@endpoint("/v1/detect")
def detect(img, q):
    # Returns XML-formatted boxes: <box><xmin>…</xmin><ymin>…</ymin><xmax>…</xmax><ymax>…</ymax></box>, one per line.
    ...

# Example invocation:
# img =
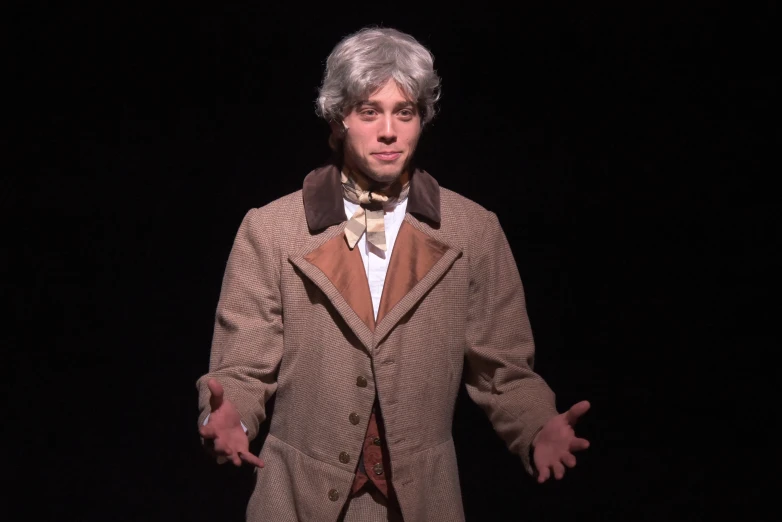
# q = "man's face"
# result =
<box><xmin>337</xmin><ymin>79</ymin><xmax>422</xmax><ymax>187</ymax></box>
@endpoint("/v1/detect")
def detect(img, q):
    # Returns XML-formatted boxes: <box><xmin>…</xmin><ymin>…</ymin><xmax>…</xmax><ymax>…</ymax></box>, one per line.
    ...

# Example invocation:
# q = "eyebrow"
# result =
<box><xmin>358</xmin><ymin>100</ymin><xmax>416</xmax><ymax>111</ymax></box>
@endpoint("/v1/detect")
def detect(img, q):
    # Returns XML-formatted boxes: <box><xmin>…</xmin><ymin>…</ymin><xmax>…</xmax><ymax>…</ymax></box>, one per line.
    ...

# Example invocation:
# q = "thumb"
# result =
<box><xmin>208</xmin><ymin>378</ymin><xmax>224</xmax><ymax>412</ymax></box>
<box><xmin>565</xmin><ymin>400</ymin><xmax>591</xmax><ymax>425</ymax></box>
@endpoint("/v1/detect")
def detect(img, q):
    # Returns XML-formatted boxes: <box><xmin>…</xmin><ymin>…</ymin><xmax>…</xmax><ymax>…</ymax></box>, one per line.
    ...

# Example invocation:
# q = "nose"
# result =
<box><xmin>377</xmin><ymin>115</ymin><xmax>397</xmax><ymax>144</ymax></box>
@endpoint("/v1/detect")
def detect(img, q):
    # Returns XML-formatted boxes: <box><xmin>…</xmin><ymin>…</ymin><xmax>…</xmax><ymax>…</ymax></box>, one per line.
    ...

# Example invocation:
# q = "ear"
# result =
<box><xmin>327</xmin><ymin>120</ymin><xmax>346</xmax><ymax>152</ymax></box>
<box><xmin>329</xmin><ymin>119</ymin><xmax>349</xmax><ymax>135</ymax></box>
<box><xmin>329</xmin><ymin>120</ymin><xmax>341</xmax><ymax>135</ymax></box>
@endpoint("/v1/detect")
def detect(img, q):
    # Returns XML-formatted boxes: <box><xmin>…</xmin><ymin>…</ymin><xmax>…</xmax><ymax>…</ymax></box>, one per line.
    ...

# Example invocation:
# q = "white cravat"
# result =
<box><xmin>343</xmin><ymin>197</ymin><xmax>408</xmax><ymax>320</ymax></box>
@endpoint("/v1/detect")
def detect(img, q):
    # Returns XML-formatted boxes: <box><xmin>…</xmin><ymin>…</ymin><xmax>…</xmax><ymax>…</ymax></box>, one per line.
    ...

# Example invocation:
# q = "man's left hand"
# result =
<box><xmin>532</xmin><ymin>400</ymin><xmax>591</xmax><ymax>483</ymax></box>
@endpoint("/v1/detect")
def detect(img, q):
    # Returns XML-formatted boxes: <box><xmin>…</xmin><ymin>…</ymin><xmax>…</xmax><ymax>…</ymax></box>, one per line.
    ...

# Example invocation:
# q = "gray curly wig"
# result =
<box><xmin>316</xmin><ymin>27</ymin><xmax>441</xmax><ymax>133</ymax></box>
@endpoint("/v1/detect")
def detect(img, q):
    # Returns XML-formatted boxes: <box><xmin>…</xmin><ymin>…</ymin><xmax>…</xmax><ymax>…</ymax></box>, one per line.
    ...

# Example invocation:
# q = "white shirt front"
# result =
<box><xmin>343</xmin><ymin>197</ymin><xmax>409</xmax><ymax>320</ymax></box>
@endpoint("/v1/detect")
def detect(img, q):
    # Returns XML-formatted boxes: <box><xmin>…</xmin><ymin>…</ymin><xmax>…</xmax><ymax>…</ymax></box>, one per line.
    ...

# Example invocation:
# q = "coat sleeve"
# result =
<box><xmin>195</xmin><ymin>208</ymin><xmax>284</xmax><ymax>442</ymax></box>
<box><xmin>464</xmin><ymin>211</ymin><xmax>559</xmax><ymax>475</ymax></box>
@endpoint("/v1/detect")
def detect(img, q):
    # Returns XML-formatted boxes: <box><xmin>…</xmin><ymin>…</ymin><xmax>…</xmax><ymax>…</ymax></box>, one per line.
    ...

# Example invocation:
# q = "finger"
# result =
<box><xmin>565</xmin><ymin>400</ymin><xmax>591</xmax><ymax>425</ymax></box>
<box><xmin>562</xmin><ymin>453</ymin><xmax>577</xmax><ymax>468</ymax></box>
<box><xmin>199</xmin><ymin>424</ymin><xmax>216</xmax><ymax>439</ymax></box>
<box><xmin>239</xmin><ymin>451</ymin><xmax>265</xmax><ymax>469</ymax></box>
<box><xmin>208</xmin><ymin>379</ymin><xmax>224</xmax><ymax>411</ymax></box>
<box><xmin>231</xmin><ymin>453</ymin><xmax>242</xmax><ymax>467</ymax></box>
<box><xmin>553</xmin><ymin>462</ymin><xmax>566</xmax><ymax>480</ymax></box>
<box><xmin>570</xmin><ymin>437</ymin><xmax>590</xmax><ymax>452</ymax></box>
<box><xmin>216</xmin><ymin>455</ymin><xmax>228</xmax><ymax>465</ymax></box>
<box><xmin>213</xmin><ymin>438</ymin><xmax>232</xmax><ymax>456</ymax></box>
<box><xmin>536</xmin><ymin>464</ymin><xmax>551</xmax><ymax>483</ymax></box>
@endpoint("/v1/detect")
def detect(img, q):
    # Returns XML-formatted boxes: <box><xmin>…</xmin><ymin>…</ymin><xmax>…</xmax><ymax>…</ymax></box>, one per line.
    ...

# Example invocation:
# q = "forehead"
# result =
<box><xmin>361</xmin><ymin>79</ymin><xmax>415</xmax><ymax>105</ymax></box>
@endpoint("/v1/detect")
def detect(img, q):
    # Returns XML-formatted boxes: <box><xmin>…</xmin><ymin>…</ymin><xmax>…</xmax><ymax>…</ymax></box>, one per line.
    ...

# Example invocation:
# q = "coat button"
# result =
<box><xmin>339</xmin><ymin>452</ymin><xmax>350</xmax><ymax>464</ymax></box>
<box><xmin>372</xmin><ymin>437</ymin><xmax>381</xmax><ymax>446</ymax></box>
<box><xmin>373</xmin><ymin>463</ymin><xmax>384</xmax><ymax>475</ymax></box>
<box><xmin>328</xmin><ymin>489</ymin><xmax>340</xmax><ymax>501</ymax></box>
<box><xmin>349</xmin><ymin>412</ymin><xmax>360</xmax><ymax>425</ymax></box>
<box><xmin>356</xmin><ymin>376</ymin><xmax>368</xmax><ymax>387</ymax></box>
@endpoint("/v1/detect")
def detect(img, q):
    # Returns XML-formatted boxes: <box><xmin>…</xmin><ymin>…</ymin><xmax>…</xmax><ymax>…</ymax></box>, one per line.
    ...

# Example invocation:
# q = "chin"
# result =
<box><xmin>366</xmin><ymin>171</ymin><xmax>404</xmax><ymax>186</ymax></box>
<box><xmin>369</xmin><ymin>162</ymin><xmax>409</xmax><ymax>181</ymax></box>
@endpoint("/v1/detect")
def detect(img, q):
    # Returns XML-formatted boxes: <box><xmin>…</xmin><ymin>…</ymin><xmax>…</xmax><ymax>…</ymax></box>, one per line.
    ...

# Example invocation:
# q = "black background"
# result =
<box><xmin>6</xmin><ymin>2</ymin><xmax>775</xmax><ymax>521</ymax></box>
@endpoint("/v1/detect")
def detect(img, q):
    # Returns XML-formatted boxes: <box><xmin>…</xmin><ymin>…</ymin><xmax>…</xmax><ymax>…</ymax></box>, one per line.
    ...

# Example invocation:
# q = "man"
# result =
<box><xmin>197</xmin><ymin>26</ymin><xmax>590</xmax><ymax>521</ymax></box>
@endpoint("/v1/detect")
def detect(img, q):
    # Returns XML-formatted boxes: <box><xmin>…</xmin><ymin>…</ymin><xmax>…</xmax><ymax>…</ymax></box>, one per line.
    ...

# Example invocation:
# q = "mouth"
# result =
<box><xmin>372</xmin><ymin>151</ymin><xmax>402</xmax><ymax>161</ymax></box>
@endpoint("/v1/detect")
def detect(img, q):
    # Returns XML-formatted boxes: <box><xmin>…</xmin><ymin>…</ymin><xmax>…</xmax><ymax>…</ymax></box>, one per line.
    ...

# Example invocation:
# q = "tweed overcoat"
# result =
<box><xmin>196</xmin><ymin>164</ymin><xmax>559</xmax><ymax>521</ymax></box>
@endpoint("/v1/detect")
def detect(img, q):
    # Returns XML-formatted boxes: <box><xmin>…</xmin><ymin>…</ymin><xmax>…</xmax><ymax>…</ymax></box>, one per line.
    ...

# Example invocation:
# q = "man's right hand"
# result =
<box><xmin>199</xmin><ymin>378</ymin><xmax>265</xmax><ymax>468</ymax></box>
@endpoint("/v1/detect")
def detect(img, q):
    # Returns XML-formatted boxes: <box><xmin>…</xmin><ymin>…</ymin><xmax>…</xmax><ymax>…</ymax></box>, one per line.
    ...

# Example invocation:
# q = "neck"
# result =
<box><xmin>343</xmin><ymin>166</ymin><xmax>410</xmax><ymax>196</ymax></box>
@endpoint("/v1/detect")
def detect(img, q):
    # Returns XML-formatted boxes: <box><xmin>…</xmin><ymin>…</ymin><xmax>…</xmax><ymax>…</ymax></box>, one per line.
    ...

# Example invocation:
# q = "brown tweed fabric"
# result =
<box><xmin>197</xmin><ymin>165</ymin><xmax>559</xmax><ymax>522</ymax></box>
<box><xmin>305</xmin><ymin>218</ymin><xmax>444</xmax><ymax>506</ymax></box>
<box><xmin>341</xmin><ymin>169</ymin><xmax>410</xmax><ymax>251</ymax></box>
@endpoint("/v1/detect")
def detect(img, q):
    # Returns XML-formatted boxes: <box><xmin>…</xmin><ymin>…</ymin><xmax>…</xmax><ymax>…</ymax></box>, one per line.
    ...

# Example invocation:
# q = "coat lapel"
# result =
<box><xmin>373</xmin><ymin>214</ymin><xmax>462</xmax><ymax>344</ymax></box>
<box><xmin>293</xmin><ymin>163</ymin><xmax>457</xmax><ymax>350</ymax></box>
<box><xmin>289</xmin><ymin>224</ymin><xmax>376</xmax><ymax>351</ymax></box>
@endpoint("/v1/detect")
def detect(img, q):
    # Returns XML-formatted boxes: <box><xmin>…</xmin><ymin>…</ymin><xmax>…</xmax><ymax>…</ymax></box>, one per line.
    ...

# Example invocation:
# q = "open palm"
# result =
<box><xmin>198</xmin><ymin>378</ymin><xmax>264</xmax><ymax>468</ymax></box>
<box><xmin>532</xmin><ymin>400</ymin><xmax>590</xmax><ymax>482</ymax></box>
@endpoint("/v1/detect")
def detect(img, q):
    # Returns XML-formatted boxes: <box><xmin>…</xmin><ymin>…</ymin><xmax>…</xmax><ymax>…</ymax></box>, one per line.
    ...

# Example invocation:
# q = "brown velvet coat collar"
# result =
<box><xmin>302</xmin><ymin>163</ymin><xmax>441</xmax><ymax>232</ymax></box>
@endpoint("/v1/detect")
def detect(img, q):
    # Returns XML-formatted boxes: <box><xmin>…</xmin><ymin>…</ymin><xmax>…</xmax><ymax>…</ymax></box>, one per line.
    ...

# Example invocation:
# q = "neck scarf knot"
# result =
<box><xmin>341</xmin><ymin>169</ymin><xmax>410</xmax><ymax>251</ymax></box>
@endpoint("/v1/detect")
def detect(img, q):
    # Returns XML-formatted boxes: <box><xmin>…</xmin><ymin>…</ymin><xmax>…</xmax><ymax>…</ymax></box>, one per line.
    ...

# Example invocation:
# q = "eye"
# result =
<box><xmin>360</xmin><ymin>108</ymin><xmax>378</xmax><ymax>117</ymax></box>
<box><xmin>398</xmin><ymin>108</ymin><xmax>415</xmax><ymax>120</ymax></box>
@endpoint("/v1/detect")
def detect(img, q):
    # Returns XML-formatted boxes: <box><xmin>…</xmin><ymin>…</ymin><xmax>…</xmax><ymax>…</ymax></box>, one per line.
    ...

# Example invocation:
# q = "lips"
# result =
<box><xmin>372</xmin><ymin>151</ymin><xmax>402</xmax><ymax>161</ymax></box>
